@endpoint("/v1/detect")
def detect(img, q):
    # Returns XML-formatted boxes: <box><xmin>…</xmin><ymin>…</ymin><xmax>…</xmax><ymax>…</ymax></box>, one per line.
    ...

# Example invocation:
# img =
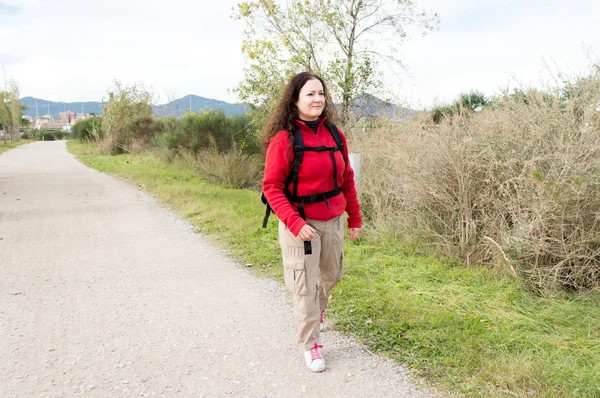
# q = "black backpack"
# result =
<box><xmin>261</xmin><ymin>121</ymin><xmax>345</xmax><ymax>254</ymax></box>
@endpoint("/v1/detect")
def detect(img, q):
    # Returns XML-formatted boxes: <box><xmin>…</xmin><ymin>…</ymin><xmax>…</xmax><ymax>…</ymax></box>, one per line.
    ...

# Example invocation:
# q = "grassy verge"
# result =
<box><xmin>68</xmin><ymin>140</ymin><xmax>600</xmax><ymax>397</ymax></box>
<box><xmin>0</xmin><ymin>139</ymin><xmax>34</xmax><ymax>155</ymax></box>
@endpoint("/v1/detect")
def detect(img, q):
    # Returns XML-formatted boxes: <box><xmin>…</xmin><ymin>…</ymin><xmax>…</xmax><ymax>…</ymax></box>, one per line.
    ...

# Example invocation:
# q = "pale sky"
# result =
<box><xmin>1</xmin><ymin>0</ymin><xmax>598</xmax><ymax>109</ymax></box>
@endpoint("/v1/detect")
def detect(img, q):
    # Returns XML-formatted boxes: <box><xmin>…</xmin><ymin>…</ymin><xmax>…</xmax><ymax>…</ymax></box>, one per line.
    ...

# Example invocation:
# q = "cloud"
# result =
<box><xmin>5</xmin><ymin>0</ymin><xmax>245</xmax><ymax>102</ymax></box>
<box><xmin>4</xmin><ymin>0</ymin><xmax>599</xmax><ymax>109</ymax></box>
<box><xmin>392</xmin><ymin>0</ymin><xmax>600</xmax><ymax>108</ymax></box>
<box><xmin>0</xmin><ymin>2</ymin><xmax>21</xmax><ymax>15</ymax></box>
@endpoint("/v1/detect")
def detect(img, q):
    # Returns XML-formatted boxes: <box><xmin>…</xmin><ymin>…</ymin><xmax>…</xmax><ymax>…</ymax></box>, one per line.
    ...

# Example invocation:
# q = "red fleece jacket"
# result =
<box><xmin>262</xmin><ymin>119</ymin><xmax>362</xmax><ymax>237</ymax></box>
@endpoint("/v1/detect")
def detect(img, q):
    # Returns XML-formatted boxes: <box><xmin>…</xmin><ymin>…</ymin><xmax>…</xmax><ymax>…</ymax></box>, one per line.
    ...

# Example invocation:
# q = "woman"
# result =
<box><xmin>262</xmin><ymin>72</ymin><xmax>362</xmax><ymax>372</ymax></box>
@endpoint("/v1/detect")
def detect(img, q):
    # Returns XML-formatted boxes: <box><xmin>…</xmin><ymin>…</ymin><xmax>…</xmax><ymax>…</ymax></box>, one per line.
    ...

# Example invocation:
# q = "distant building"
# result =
<box><xmin>22</xmin><ymin>115</ymin><xmax>34</xmax><ymax>126</ymax></box>
<box><xmin>34</xmin><ymin>115</ymin><xmax>53</xmax><ymax>129</ymax></box>
<box><xmin>44</xmin><ymin>120</ymin><xmax>68</xmax><ymax>130</ymax></box>
<box><xmin>59</xmin><ymin>111</ymin><xmax>77</xmax><ymax>123</ymax></box>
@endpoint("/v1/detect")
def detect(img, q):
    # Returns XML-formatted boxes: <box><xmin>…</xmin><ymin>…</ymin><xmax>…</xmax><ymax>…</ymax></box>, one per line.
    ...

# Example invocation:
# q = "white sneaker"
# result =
<box><xmin>304</xmin><ymin>343</ymin><xmax>325</xmax><ymax>372</ymax></box>
<box><xmin>319</xmin><ymin>310</ymin><xmax>326</xmax><ymax>332</ymax></box>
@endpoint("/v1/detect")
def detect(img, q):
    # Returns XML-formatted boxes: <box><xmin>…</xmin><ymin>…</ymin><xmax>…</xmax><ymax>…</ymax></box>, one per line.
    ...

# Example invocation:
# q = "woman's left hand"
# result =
<box><xmin>348</xmin><ymin>228</ymin><xmax>361</xmax><ymax>241</ymax></box>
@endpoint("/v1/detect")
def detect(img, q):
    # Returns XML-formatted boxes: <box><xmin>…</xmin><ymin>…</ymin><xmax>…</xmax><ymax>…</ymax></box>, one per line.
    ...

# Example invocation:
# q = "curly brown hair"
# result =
<box><xmin>261</xmin><ymin>72</ymin><xmax>337</xmax><ymax>149</ymax></box>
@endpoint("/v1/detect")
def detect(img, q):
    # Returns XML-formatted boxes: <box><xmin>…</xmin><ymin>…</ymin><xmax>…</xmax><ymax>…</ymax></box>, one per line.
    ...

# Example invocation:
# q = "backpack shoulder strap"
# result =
<box><xmin>324</xmin><ymin>121</ymin><xmax>347</xmax><ymax>167</ymax></box>
<box><xmin>285</xmin><ymin>126</ymin><xmax>304</xmax><ymax>199</ymax></box>
<box><xmin>262</xmin><ymin>128</ymin><xmax>302</xmax><ymax>229</ymax></box>
<box><xmin>261</xmin><ymin>192</ymin><xmax>272</xmax><ymax>228</ymax></box>
<box><xmin>324</xmin><ymin>121</ymin><xmax>344</xmax><ymax>151</ymax></box>
<box><xmin>291</xmin><ymin>126</ymin><xmax>305</xmax><ymax>160</ymax></box>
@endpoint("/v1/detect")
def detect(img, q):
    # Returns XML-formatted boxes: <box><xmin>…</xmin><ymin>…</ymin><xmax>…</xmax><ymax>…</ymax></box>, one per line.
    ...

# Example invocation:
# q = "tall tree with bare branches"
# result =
<box><xmin>233</xmin><ymin>0</ymin><xmax>438</xmax><ymax>121</ymax></box>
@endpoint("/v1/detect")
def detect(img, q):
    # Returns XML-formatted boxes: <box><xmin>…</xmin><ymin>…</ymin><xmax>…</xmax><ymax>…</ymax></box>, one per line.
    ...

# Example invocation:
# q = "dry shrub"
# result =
<box><xmin>102</xmin><ymin>81</ymin><xmax>153</xmax><ymax>154</ymax></box>
<box><xmin>91</xmin><ymin>137</ymin><xmax>117</xmax><ymax>156</ymax></box>
<box><xmin>130</xmin><ymin>115</ymin><xmax>161</xmax><ymax>146</ymax></box>
<box><xmin>181</xmin><ymin>148</ymin><xmax>264</xmax><ymax>190</ymax></box>
<box><xmin>349</xmin><ymin>66</ymin><xmax>600</xmax><ymax>293</ymax></box>
<box><xmin>347</xmin><ymin>114</ymin><xmax>428</xmax><ymax>234</ymax></box>
<box><xmin>150</xmin><ymin>147</ymin><xmax>177</xmax><ymax>164</ymax></box>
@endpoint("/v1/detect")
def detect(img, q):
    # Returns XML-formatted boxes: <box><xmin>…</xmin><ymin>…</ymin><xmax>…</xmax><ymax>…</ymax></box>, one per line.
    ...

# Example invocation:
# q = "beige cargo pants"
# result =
<box><xmin>278</xmin><ymin>216</ymin><xmax>344</xmax><ymax>351</ymax></box>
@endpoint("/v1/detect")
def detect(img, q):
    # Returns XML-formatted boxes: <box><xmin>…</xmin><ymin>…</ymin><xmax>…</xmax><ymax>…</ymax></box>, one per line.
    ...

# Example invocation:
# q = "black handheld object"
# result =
<box><xmin>304</xmin><ymin>240</ymin><xmax>312</xmax><ymax>255</ymax></box>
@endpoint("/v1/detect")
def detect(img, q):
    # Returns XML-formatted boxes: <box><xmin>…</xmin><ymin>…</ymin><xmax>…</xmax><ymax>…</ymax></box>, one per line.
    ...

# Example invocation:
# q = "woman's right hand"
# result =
<box><xmin>297</xmin><ymin>224</ymin><xmax>317</xmax><ymax>241</ymax></box>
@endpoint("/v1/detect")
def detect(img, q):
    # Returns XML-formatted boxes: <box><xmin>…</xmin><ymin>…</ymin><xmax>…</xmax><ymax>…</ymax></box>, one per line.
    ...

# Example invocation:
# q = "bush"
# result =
<box><xmin>21</xmin><ymin>129</ymin><xmax>38</xmax><ymax>140</ymax></box>
<box><xmin>130</xmin><ymin>115</ymin><xmax>161</xmax><ymax>146</ymax></box>
<box><xmin>431</xmin><ymin>90</ymin><xmax>489</xmax><ymax>123</ymax></box>
<box><xmin>72</xmin><ymin>117</ymin><xmax>103</xmax><ymax>140</ymax></box>
<box><xmin>40</xmin><ymin>130</ymin><xmax>56</xmax><ymax>141</ymax></box>
<box><xmin>181</xmin><ymin>148</ymin><xmax>263</xmax><ymax>189</ymax></box>
<box><xmin>181</xmin><ymin>111</ymin><xmax>242</xmax><ymax>153</ymax></box>
<box><xmin>351</xmin><ymin>65</ymin><xmax>600</xmax><ymax>293</ymax></box>
<box><xmin>154</xmin><ymin>111</ymin><xmax>257</xmax><ymax>155</ymax></box>
<box><xmin>102</xmin><ymin>81</ymin><xmax>153</xmax><ymax>154</ymax></box>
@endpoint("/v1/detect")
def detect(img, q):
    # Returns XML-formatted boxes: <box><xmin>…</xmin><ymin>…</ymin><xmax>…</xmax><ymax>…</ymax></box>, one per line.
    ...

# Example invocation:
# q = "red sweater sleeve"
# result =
<box><xmin>339</xmin><ymin>130</ymin><xmax>362</xmax><ymax>229</ymax></box>
<box><xmin>262</xmin><ymin>131</ymin><xmax>307</xmax><ymax>236</ymax></box>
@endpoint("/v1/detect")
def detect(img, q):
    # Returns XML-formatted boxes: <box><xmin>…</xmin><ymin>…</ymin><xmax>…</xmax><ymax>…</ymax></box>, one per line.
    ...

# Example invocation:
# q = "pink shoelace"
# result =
<box><xmin>320</xmin><ymin>311</ymin><xmax>325</xmax><ymax>323</ymax></box>
<box><xmin>309</xmin><ymin>343</ymin><xmax>323</xmax><ymax>361</ymax></box>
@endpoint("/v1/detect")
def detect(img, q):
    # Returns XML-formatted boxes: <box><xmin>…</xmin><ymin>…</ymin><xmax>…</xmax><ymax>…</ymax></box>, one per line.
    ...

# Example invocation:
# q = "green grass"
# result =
<box><xmin>0</xmin><ymin>139</ymin><xmax>34</xmax><ymax>155</ymax></box>
<box><xmin>68</xmin><ymin>140</ymin><xmax>600</xmax><ymax>397</ymax></box>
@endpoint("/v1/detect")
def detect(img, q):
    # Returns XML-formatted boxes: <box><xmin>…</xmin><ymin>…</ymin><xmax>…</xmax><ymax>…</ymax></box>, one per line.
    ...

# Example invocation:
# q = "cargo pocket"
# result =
<box><xmin>283</xmin><ymin>251</ymin><xmax>308</xmax><ymax>296</ymax></box>
<box><xmin>333</xmin><ymin>217</ymin><xmax>344</xmax><ymax>282</ymax></box>
<box><xmin>332</xmin><ymin>216</ymin><xmax>343</xmax><ymax>246</ymax></box>
<box><xmin>337</xmin><ymin>251</ymin><xmax>345</xmax><ymax>282</ymax></box>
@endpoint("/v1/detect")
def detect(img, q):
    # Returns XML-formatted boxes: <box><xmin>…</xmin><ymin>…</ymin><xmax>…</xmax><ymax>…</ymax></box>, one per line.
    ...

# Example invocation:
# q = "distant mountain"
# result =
<box><xmin>154</xmin><ymin>95</ymin><xmax>247</xmax><ymax>117</ymax></box>
<box><xmin>350</xmin><ymin>93</ymin><xmax>418</xmax><ymax>119</ymax></box>
<box><xmin>20</xmin><ymin>95</ymin><xmax>248</xmax><ymax>120</ymax></box>
<box><xmin>20</xmin><ymin>94</ymin><xmax>413</xmax><ymax>120</ymax></box>
<box><xmin>20</xmin><ymin>97</ymin><xmax>103</xmax><ymax>120</ymax></box>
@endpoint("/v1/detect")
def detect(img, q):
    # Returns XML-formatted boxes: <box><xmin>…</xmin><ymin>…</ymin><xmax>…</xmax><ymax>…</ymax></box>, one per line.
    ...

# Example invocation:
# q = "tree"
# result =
<box><xmin>19</xmin><ymin>106</ymin><xmax>29</xmax><ymax>128</ymax></box>
<box><xmin>0</xmin><ymin>92</ymin><xmax>9</xmax><ymax>139</ymax></box>
<box><xmin>233</xmin><ymin>0</ymin><xmax>438</xmax><ymax>122</ymax></box>
<box><xmin>430</xmin><ymin>90</ymin><xmax>490</xmax><ymax>124</ymax></box>
<box><xmin>0</xmin><ymin>79</ymin><xmax>23</xmax><ymax>144</ymax></box>
<box><xmin>102</xmin><ymin>81</ymin><xmax>153</xmax><ymax>154</ymax></box>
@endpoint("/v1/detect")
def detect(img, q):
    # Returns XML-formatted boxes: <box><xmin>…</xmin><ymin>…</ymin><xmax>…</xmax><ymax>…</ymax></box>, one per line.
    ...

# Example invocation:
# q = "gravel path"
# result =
<box><xmin>0</xmin><ymin>141</ymin><xmax>447</xmax><ymax>397</ymax></box>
